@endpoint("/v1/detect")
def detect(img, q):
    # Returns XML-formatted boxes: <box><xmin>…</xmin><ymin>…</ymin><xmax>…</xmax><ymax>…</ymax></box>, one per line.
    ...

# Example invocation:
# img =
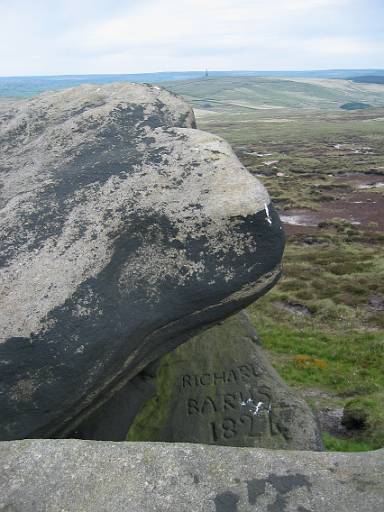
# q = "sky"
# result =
<box><xmin>0</xmin><ymin>0</ymin><xmax>383</xmax><ymax>76</ymax></box>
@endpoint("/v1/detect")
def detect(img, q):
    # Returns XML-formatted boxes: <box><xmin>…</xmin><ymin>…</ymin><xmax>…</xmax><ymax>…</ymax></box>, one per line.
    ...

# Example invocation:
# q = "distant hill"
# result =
<box><xmin>163</xmin><ymin>76</ymin><xmax>384</xmax><ymax>111</ymax></box>
<box><xmin>1</xmin><ymin>69</ymin><xmax>384</xmax><ymax>98</ymax></box>
<box><xmin>349</xmin><ymin>75</ymin><xmax>384</xmax><ymax>85</ymax></box>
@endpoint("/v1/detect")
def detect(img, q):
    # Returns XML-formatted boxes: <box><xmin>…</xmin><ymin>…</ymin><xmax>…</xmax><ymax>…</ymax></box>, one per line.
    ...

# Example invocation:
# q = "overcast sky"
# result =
<box><xmin>0</xmin><ymin>0</ymin><xmax>383</xmax><ymax>76</ymax></box>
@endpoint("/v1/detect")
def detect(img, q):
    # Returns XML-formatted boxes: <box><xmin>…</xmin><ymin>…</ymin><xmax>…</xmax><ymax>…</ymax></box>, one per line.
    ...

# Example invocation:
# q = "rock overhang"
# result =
<box><xmin>0</xmin><ymin>82</ymin><xmax>285</xmax><ymax>440</ymax></box>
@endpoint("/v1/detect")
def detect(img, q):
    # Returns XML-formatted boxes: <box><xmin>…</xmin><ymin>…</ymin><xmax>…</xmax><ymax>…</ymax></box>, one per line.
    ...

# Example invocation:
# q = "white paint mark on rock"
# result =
<box><xmin>264</xmin><ymin>203</ymin><xmax>272</xmax><ymax>226</ymax></box>
<box><xmin>240</xmin><ymin>398</ymin><xmax>271</xmax><ymax>416</ymax></box>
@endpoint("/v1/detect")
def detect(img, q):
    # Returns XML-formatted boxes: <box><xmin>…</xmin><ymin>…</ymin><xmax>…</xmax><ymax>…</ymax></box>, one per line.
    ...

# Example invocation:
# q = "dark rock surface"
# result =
<box><xmin>0</xmin><ymin>83</ymin><xmax>284</xmax><ymax>440</ymax></box>
<box><xmin>126</xmin><ymin>311</ymin><xmax>323</xmax><ymax>450</ymax></box>
<box><xmin>0</xmin><ymin>440</ymin><xmax>383</xmax><ymax>512</ymax></box>
<box><xmin>70</xmin><ymin>361</ymin><xmax>160</xmax><ymax>441</ymax></box>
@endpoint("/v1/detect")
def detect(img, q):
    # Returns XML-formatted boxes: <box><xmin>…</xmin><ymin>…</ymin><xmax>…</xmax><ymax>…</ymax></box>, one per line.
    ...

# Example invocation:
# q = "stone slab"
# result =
<box><xmin>0</xmin><ymin>440</ymin><xmax>383</xmax><ymax>512</ymax></box>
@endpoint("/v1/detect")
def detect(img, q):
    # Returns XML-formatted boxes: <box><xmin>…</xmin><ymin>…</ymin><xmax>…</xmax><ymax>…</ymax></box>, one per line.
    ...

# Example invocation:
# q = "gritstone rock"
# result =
<box><xmin>0</xmin><ymin>83</ymin><xmax>285</xmax><ymax>440</ymax></box>
<box><xmin>0</xmin><ymin>440</ymin><xmax>383</xmax><ymax>512</ymax></box>
<box><xmin>123</xmin><ymin>311</ymin><xmax>323</xmax><ymax>450</ymax></box>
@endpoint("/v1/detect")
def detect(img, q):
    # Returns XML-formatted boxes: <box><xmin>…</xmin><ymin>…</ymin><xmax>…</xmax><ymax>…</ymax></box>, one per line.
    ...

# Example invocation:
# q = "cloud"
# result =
<box><xmin>301</xmin><ymin>37</ymin><xmax>383</xmax><ymax>56</ymax></box>
<box><xmin>0</xmin><ymin>0</ymin><xmax>382</xmax><ymax>75</ymax></box>
<box><xmin>64</xmin><ymin>0</ymin><xmax>351</xmax><ymax>51</ymax></box>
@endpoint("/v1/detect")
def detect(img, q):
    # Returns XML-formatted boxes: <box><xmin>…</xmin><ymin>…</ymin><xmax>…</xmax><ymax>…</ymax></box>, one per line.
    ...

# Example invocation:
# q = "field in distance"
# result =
<box><xmin>163</xmin><ymin>76</ymin><xmax>384</xmax><ymax>111</ymax></box>
<box><xmin>165</xmin><ymin>76</ymin><xmax>384</xmax><ymax>452</ymax></box>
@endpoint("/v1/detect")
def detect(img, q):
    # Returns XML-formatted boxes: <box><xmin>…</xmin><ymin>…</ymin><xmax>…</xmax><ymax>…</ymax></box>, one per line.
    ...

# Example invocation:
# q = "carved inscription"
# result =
<box><xmin>186</xmin><ymin>392</ymin><xmax>252</xmax><ymax>415</ymax></box>
<box><xmin>181</xmin><ymin>362</ymin><xmax>262</xmax><ymax>389</ymax></box>
<box><xmin>209</xmin><ymin>414</ymin><xmax>270</xmax><ymax>442</ymax></box>
<box><xmin>186</xmin><ymin>390</ymin><xmax>272</xmax><ymax>442</ymax></box>
<box><xmin>180</xmin><ymin>362</ymin><xmax>275</xmax><ymax>443</ymax></box>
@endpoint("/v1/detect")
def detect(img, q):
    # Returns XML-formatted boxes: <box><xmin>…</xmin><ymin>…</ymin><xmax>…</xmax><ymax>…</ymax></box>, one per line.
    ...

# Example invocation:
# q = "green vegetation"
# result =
<box><xmin>245</xmin><ymin>224</ymin><xmax>384</xmax><ymax>452</ymax></box>
<box><xmin>322</xmin><ymin>432</ymin><xmax>380</xmax><ymax>452</ymax></box>
<box><xmin>251</xmin><ymin>308</ymin><xmax>383</xmax><ymax>393</ymax></box>
<box><xmin>127</xmin><ymin>352</ymin><xmax>175</xmax><ymax>442</ymax></box>
<box><xmin>342</xmin><ymin>394</ymin><xmax>384</xmax><ymax>447</ymax></box>
<box><xmin>164</xmin><ymin>76</ymin><xmax>384</xmax><ymax>451</ymax></box>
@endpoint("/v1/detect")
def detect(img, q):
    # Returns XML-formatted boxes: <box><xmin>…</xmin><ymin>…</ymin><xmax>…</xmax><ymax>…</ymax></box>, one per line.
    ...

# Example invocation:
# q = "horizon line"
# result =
<box><xmin>1</xmin><ymin>68</ymin><xmax>384</xmax><ymax>79</ymax></box>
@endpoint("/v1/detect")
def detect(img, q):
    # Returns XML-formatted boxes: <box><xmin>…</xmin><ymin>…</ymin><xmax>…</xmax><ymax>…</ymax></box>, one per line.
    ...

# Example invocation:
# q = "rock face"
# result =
<box><xmin>0</xmin><ymin>83</ymin><xmax>285</xmax><ymax>440</ymax></box>
<box><xmin>1</xmin><ymin>440</ymin><xmax>383</xmax><ymax>512</ymax></box>
<box><xmin>125</xmin><ymin>311</ymin><xmax>322</xmax><ymax>450</ymax></box>
<box><xmin>70</xmin><ymin>361</ymin><xmax>160</xmax><ymax>441</ymax></box>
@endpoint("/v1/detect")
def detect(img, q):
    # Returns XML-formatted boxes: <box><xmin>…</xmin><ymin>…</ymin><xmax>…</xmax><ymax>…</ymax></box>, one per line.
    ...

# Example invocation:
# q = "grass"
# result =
<box><xmin>245</xmin><ymin>232</ymin><xmax>384</xmax><ymax>450</ymax></box>
<box><xmin>270</xmin><ymin>239</ymin><xmax>383</xmax><ymax>323</ymax></box>
<box><xmin>249</xmin><ymin>309</ymin><xmax>384</xmax><ymax>393</ymax></box>
<box><xmin>247</xmin><ymin>236</ymin><xmax>383</xmax><ymax>450</ymax></box>
<box><xmin>322</xmin><ymin>432</ymin><xmax>380</xmax><ymax>452</ymax></box>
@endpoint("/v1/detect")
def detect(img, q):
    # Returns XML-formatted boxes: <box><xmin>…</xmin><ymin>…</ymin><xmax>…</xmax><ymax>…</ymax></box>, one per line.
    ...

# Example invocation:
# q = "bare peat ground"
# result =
<box><xmin>282</xmin><ymin>188</ymin><xmax>384</xmax><ymax>236</ymax></box>
<box><xmin>281</xmin><ymin>172</ymin><xmax>384</xmax><ymax>235</ymax></box>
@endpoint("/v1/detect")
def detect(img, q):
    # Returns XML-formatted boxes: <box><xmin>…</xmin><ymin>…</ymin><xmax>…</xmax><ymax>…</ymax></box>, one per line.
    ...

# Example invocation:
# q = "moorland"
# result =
<box><xmin>165</xmin><ymin>76</ymin><xmax>384</xmax><ymax>451</ymax></box>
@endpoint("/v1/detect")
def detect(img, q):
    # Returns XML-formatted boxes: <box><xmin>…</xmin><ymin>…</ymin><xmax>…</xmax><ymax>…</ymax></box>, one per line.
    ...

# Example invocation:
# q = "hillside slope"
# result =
<box><xmin>163</xmin><ymin>76</ymin><xmax>384</xmax><ymax>111</ymax></box>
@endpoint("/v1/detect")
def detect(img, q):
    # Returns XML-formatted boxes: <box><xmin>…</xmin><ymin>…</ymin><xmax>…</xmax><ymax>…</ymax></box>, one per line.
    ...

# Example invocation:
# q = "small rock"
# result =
<box><xmin>276</xmin><ymin>302</ymin><xmax>312</xmax><ymax>317</ymax></box>
<box><xmin>368</xmin><ymin>295</ymin><xmax>384</xmax><ymax>312</ymax></box>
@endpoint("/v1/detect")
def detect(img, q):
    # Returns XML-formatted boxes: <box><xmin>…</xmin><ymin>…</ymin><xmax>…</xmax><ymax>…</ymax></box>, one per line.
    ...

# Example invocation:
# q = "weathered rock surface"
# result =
<box><xmin>70</xmin><ymin>360</ymin><xmax>160</xmax><ymax>441</ymax></box>
<box><xmin>0</xmin><ymin>83</ymin><xmax>284</xmax><ymax>440</ymax></box>
<box><xmin>125</xmin><ymin>311</ymin><xmax>322</xmax><ymax>450</ymax></box>
<box><xmin>0</xmin><ymin>440</ymin><xmax>383</xmax><ymax>511</ymax></box>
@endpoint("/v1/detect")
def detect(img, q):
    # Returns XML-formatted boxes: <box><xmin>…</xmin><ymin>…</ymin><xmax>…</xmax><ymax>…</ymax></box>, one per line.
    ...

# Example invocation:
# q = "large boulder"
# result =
<box><xmin>0</xmin><ymin>83</ymin><xmax>284</xmax><ymax>440</ymax></box>
<box><xmin>125</xmin><ymin>311</ymin><xmax>322</xmax><ymax>450</ymax></box>
<box><xmin>0</xmin><ymin>440</ymin><xmax>383</xmax><ymax>511</ymax></box>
